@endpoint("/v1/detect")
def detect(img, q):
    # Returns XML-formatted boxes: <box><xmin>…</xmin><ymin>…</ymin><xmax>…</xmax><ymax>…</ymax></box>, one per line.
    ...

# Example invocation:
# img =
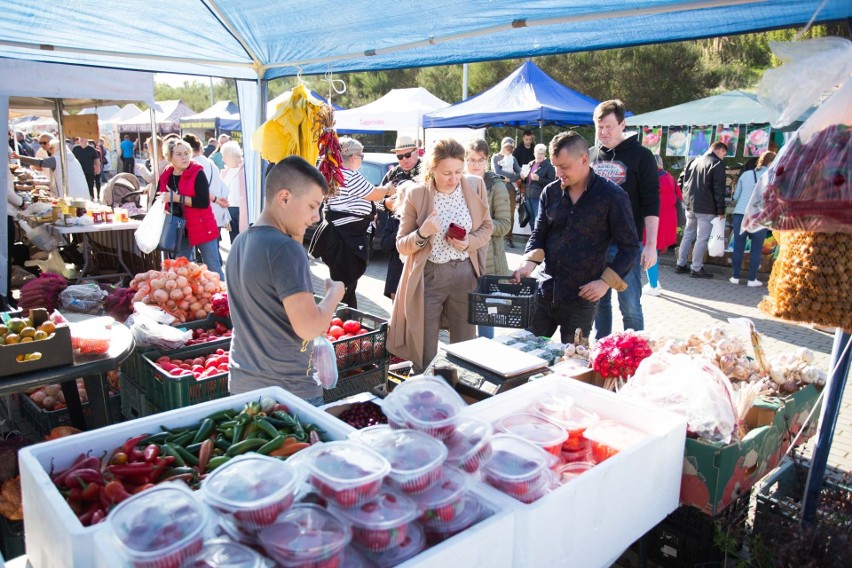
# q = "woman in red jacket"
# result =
<box><xmin>158</xmin><ymin>139</ymin><xmax>223</xmax><ymax>279</ymax></box>
<box><xmin>643</xmin><ymin>154</ymin><xmax>681</xmax><ymax>296</ymax></box>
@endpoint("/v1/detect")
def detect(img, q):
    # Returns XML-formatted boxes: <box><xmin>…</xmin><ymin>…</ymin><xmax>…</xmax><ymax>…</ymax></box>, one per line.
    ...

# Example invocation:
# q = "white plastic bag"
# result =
<box><xmin>19</xmin><ymin>220</ymin><xmax>61</xmax><ymax>252</ymax></box>
<box><xmin>59</xmin><ymin>284</ymin><xmax>108</xmax><ymax>313</ymax></box>
<box><xmin>312</xmin><ymin>335</ymin><xmax>339</xmax><ymax>390</ymax></box>
<box><xmin>134</xmin><ymin>194</ymin><xmax>166</xmax><ymax>254</ymax></box>
<box><xmin>619</xmin><ymin>353</ymin><xmax>738</xmax><ymax>443</ymax></box>
<box><xmin>707</xmin><ymin>217</ymin><xmax>725</xmax><ymax>257</ymax></box>
<box><xmin>130</xmin><ymin>315</ymin><xmax>191</xmax><ymax>350</ymax></box>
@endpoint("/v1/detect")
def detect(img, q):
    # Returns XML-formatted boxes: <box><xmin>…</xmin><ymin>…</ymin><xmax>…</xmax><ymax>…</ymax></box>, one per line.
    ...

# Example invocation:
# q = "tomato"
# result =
<box><xmin>330</xmin><ymin>317</ymin><xmax>344</xmax><ymax>328</ymax></box>
<box><xmin>329</xmin><ymin>325</ymin><xmax>345</xmax><ymax>339</ymax></box>
<box><xmin>355</xmin><ymin>328</ymin><xmax>368</xmax><ymax>336</ymax></box>
<box><xmin>343</xmin><ymin>320</ymin><xmax>361</xmax><ymax>334</ymax></box>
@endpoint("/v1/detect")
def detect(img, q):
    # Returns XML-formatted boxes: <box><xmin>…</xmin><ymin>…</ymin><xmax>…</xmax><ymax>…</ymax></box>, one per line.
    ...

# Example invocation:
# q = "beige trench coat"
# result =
<box><xmin>387</xmin><ymin>176</ymin><xmax>493</xmax><ymax>368</ymax></box>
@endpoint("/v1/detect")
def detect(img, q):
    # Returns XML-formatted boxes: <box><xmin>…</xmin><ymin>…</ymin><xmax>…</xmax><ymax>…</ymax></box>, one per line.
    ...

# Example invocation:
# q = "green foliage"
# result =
<box><xmin>153</xmin><ymin>79</ymin><xmax>238</xmax><ymax>113</ymax></box>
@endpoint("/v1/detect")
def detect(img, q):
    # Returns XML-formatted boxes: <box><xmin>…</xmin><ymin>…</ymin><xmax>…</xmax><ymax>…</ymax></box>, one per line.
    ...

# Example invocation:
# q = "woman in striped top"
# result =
<box><xmin>311</xmin><ymin>137</ymin><xmax>396</xmax><ymax>308</ymax></box>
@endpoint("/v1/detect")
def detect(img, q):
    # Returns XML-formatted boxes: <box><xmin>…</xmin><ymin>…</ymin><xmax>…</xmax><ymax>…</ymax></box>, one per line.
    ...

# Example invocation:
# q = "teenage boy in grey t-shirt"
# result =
<box><xmin>226</xmin><ymin>157</ymin><xmax>345</xmax><ymax>405</ymax></box>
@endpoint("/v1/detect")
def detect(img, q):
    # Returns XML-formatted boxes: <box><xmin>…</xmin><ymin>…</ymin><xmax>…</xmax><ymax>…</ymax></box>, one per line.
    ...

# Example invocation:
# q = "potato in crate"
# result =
<box><xmin>468</xmin><ymin>276</ymin><xmax>538</xmax><ymax>329</ymax></box>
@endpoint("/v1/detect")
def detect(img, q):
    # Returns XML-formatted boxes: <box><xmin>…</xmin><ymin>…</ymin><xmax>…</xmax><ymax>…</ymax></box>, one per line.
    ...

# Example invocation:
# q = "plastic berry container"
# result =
<box><xmin>584</xmin><ymin>420</ymin><xmax>646</xmax><ymax>464</ymax></box>
<box><xmin>380</xmin><ymin>398</ymin><xmax>407</xmax><ymax>430</ymax></box>
<box><xmin>556</xmin><ymin>461</ymin><xmax>595</xmax><ymax>484</ymax></box>
<box><xmin>410</xmin><ymin>466</ymin><xmax>469</xmax><ymax>529</ymax></box>
<box><xmin>369</xmin><ymin>429</ymin><xmax>448</xmax><ymax>494</ymax></box>
<box><xmin>108</xmin><ymin>483</ymin><xmax>211</xmax><ymax>568</ymax></box>
<box><xmin>332</xmin><ymin>489</ymin><xmax>418</xmax><ymax>553</ymax></box>
<box><xmin>496</xmin><ymin>412</ymin><xmax>568</xmax><ymax>458</ymax></box>
<box><xmin>364</xmin><ymin>523</ymin><xmax>426</xmax><ymax>568</ymax></box>
<box><xmin>443</xmin><ymin>415</ymin><xmax>493</xmax><ymax>474</ymax></box>
<box><xmin>389</xmin><ymin>376</ymin><xmax>466</xmax><ymax>439</ymax></box>
<box><xmin>201</xmin><ymin>454</ymin><xmax>299</xmax><ymax>532</ymax></box>
<box><xmin>533</xmin><ymin>397</ymin><xmax>599</xmax><ymax>453</ymax></box>
<box><xmin>258</xmin><ymin>504</ymin><xmax>351</xmax><ymax>568</ymax></box>
<box><xmin>338</xmin><ymin>546</ymin><xmax>369</xmax><ymax>568</ymax></box>
<box><xmin>304</xmin><ymin>441</ymin><xmax>390</xmax><ymax>508</ymax></box>
<box><xmin>422</xmin><ymin>493</ymin><xmax>483</xmax><ymax>544</ymax></box>
<box><xmin>561</xmin><ymin>446</ymin><xmax>592</xmax><ymax>464</ymax></box>
<box><xmin>186</xmin><ymin>538</ymin><xmax>270</xmax><ymax>568</ymax></box>
<box><xmin>348</xmin><ymin>424</ymin><xmax>393</xmax><ymax>446</ymax></box>
<box><xmin>481</xmin><ymin>434</ymin><xmax>555</xmax><ymax>499</ymax></box>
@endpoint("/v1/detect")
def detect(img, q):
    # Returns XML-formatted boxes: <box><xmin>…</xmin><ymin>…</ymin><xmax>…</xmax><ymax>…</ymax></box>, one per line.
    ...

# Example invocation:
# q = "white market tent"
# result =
<box><xmin>626</xmin><ymin>90</ymin><xmax>780</xmax><ymax>126</ymax></box>
<box><xmin>333</xmin><ymin>88</ymin><xmax>449</xmax><ymax>135</ymax></box>
<box><xmin>179</xmin><ymin>100</ymin><xmax>239</xmax><ymax>135</ymax></box>
<box><xmin>79</xmin><ymin>105</ymin><xmax>123</xmax><ymax>122</ymax></box>
<box><xmin>118</xmin><ymin>99</ymin><xmax>195</xmax><ymax>134</ymax></box>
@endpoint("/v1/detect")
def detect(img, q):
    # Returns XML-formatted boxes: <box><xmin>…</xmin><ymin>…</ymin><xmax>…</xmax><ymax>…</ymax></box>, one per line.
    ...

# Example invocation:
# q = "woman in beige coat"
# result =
<box><xmin>388</xmin><ymin>139</ymin><xmax>493</xmax><ymax>371</ymax></box>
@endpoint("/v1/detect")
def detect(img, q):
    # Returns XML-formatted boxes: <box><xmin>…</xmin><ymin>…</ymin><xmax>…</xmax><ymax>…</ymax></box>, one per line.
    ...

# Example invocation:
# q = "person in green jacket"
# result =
<box><xmin>465</xmin><ymin>138</ymin><xmax>512</xmax><ymax>339</ymax></box>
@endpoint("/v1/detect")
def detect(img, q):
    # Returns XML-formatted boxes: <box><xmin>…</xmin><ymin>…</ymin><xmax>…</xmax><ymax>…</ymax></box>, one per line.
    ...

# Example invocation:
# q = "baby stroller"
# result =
<box><xmin>102</xmin><ymin>174</ymin><xmax>146</xmax><ymax>217</ymax></box>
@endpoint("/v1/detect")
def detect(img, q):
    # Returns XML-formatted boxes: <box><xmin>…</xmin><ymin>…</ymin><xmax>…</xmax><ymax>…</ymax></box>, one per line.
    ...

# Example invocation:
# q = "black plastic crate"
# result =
<box><xmin>641</xmin><ymin>491</ymin><xmax>750</xmax><ymax>567</ymax></box>
<box><xmin>330</xmin><ymin>307</ymin><xmax>389</xmax><ymax>374</ymax></box>
<box><xmin>467</xmin><ymin>276</ymin><xmax>538</xmax><ymax>328</ymax></box>
<box><xmin>17</xmin><ymin>382</ymin><xmax>122</xmax><ymax>436</ymax></box>
<box><xmin>323</xmin><ymin>362</ymin><xmax>389</xmax><ymax>404</ymax></box>
<box><xmin>119</xmin><ymin>372</ymin><xmax>158</xmax><ymax>420</ymax></box>
<box><xmin>0</xmin><ymin>515</ymin><xmax>24</xmax><ymax>560</ymax></box>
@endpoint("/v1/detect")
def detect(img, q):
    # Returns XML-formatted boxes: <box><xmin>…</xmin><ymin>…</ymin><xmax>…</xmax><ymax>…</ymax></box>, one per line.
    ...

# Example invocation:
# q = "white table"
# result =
<box><xmin>49</xmin><ymin>220</ymin><xmax>141</xmax><ymax>283</ymax></box>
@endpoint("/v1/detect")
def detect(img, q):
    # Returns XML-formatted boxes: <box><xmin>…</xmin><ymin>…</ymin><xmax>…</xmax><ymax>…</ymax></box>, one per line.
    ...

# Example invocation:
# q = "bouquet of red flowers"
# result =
<box><xmin>591</xmin><ymin>331</ymin><xmax>653</xmax><ymax>391</ymax></box>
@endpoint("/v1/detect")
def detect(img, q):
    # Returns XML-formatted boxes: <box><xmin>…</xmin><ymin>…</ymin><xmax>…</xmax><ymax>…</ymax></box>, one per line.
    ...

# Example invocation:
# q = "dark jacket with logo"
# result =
<box><xmin>590</xmin><ymin>135</ymin><xmax>660</xmax><ymax>237</ymax></box>
<box><xmin>678</xmin><ymin>151</ymin><xmax>727</xmax><ymax>216</ymax></box>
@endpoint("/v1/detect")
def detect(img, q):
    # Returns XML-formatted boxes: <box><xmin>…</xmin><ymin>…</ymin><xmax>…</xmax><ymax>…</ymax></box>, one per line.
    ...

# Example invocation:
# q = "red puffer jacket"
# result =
<box><xmin>158</xmin><ymin>162</ymin><xmax>219</xmax><ymax>246</ymax></box>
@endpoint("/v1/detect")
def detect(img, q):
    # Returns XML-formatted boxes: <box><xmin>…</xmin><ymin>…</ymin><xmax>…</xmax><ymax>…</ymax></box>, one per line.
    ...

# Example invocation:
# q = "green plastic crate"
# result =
<box><xmin>17</xmin><ymin>382</ymin><xmax>122</xmax><ymax>436</ymax></box>
<box><xmin>142</xmin><ymin>342</ymin><xmax>231</xmax><ymax>411</ymax></box>
<box><xmin>118</xmin><ymin>372</ymin><xmax>157</xmax><ymax>420</ymax></box>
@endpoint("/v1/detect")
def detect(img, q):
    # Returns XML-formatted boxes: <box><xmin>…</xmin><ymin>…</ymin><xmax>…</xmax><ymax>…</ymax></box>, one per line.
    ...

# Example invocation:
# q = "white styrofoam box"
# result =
<box><xmin>468</xmin><ymin>375</ymin><xmax>687</xmax><ymax>568</ymax></box>
<box><xmin>19</xmin><ymin>387</ymin><xmax>356</xmax><ymax>568</ymax></box>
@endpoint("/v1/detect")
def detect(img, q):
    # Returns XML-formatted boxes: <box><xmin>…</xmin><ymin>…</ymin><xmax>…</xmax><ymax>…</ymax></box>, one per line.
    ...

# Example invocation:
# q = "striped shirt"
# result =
<box><xmin>326</xmin><ymin>167</ymin><xmax>375</xmax><ymax>226</ymax></box>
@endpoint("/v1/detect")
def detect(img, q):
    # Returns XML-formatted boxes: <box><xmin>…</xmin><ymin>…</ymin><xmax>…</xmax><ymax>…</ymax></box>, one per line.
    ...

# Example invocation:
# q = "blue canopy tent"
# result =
<box><xmin>423</xmin><ymin>60</ymin><xmax>601</xmax><ymax>128</ymax></box>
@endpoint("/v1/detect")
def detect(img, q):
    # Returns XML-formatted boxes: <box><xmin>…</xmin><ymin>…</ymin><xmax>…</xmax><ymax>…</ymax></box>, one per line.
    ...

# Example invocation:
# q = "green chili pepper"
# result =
<box><xmin>256</xmin><ymin>418</ymin><xmax>281</xmax><ymax>440</ymax></box>
<box><xmin>140</xmin><ymin>432</ymin><xmax>170</xmax><ymax>445</ymax></box>
<box><xmin>225</xmin><ymin>438</ymin><xmax>266</xmax><ymax>457</ymax></box>
<box><xmin>171</xmin><ymin>444</ymin><xmax>199</xmax><ymax>466</ymax></box>
<box><xmin>258</xmin><ymin>435</ymin><xmax>286</xmax><ymax>455</ymax></box>
<box><xmin>161</xmin><ymin>444</ymin><xmax>185</xmax><ymax>467</ymax></box>
<box><xmin>214</xmin><ymin>437</ymin><xmax>231</xmax><ymax>452</ymax></box>
<box><xmin>206</xmin><ymin>456</ymin><xmax>231</xmax><ymax>471</ymax></box>
<box><xmin>206</xmin><ymin>409</ymin><xmax>237</xmax><ymax>422</ymax></box>
<box><xmin>192</xmin><ymin>418</ymin><xmax>215</xmax><ymax>445</ymax></box>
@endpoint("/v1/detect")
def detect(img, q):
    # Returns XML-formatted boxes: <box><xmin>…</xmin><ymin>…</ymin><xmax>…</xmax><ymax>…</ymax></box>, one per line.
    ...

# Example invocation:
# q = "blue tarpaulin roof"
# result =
<box><xmin>0</xmin><ymin>1</ymin><xmax>848</xmax><ymax>80</ymax></box>
<box><xmin>423</xmin><ymin>61</ymin><xmax>600</xmax><ymax>128</ymax></box>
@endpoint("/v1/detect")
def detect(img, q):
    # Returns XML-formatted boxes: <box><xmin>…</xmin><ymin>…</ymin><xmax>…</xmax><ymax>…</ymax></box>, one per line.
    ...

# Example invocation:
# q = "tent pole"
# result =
<box><xmin>54</xmin><ymin>99</ymin><xmax>68</xmax><ymax>199</ymax></box>
<box><xmin>150</xmin><ymin>108</ymin><xmax>160</xmax><ymax>191</ymax></box>
<box><xmin>462</xmin><ymin>64</ymin><xmax>469</xmax><ymax>100</ymax></box>
<box><xmin>539</xmin><ymin>120</ymin><xmax>544</xmax><ymax>145</ymax></box>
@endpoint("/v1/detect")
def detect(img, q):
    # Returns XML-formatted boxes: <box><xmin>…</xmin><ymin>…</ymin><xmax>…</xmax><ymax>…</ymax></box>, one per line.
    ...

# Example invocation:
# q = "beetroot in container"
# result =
<box><xmin>443</xmin><ymin>415</ymin><xmax>493</xmax><ymax>474</ymax></box>
<box><xmin>533</xmin><ymin>396</ymin><xmax>599</xmax><ymax>453</ymax></box>
<box><xmin>584</xmin><ymin>420</ymin><xmax>646</xmax><ymax>464</ymax></box>
<box><xmin>186</xmin><ymin>538</ymin><xmax>269</xmax><ymax>568</ymax></box>
<box><xmin>363</xmin><ymin>523</ymin><xmax>426</xmax><ymax>568</ymax></box>
<box><xmin>481</xmin><ymin>434</ymin><xmax>555</xmax><ymax>500</ymax></box>
<box><xmin>304</xmin><ymin>441</ymin><xmax>390</xmax><ymax>509</ymax></box>
<box><xmin>332</xmin><ymin>489</ymin><xmax>418</xmax><ymax>553</ymax></box>
<box><xmin>259</xmin><ymin>504</ymin><xmax>351</xmax><ymax>568</ymax></box>
<box><xmin>368</xmin><ymin>429</ymin><xmax>447</xmax><ymax>494</ymax></box>
<box><xmin>201</xmin><ymin>454</ymin><xmax>299</xmax><ymax>532</ymax></box>
<box><xmin>410</xmin><ymin>466</ymin><xmax>469</xmax><ymax>529</ymax></box>
<box><xmin>556</xmin><ymin>461</ymin><xmax>595</xmax><ymax>484</ymax></box>
<box><xmin>496</xmin><ymin>412</ymin><xmax>568</xmax><ymax>458</ymax></box>
<box><xmin>389</xmin><ymin>376</ymin><xmax>466</xmax><ymax>439</ymax></box>
<box><xmin>108</xmin><ymin>483</ymin><xmax>210</xmax><ymax>568</ymax></box>
<box><xmin>422</xmin><ymin>493</ymin><xmax>483</xmax><ymax>544</ymax></box>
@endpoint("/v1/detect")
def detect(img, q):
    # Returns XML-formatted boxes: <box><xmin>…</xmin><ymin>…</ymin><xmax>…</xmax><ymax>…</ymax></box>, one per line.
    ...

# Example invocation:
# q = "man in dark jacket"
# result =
<box><xmin>513</xmin><ymin>131</ymin><xmax>639</xmax><ymax>341</ymax></box>
<box><xmin>589</xmin><ymin>99</ymin><xmax>659</xmax><ymax>338</ymax></box>
<box><xmin>675</xmin><ymin>141</ymin><xmax>728</xmax><ymax>278</ymax></box>
<box><xmin>72</xmin><ymin>137</ymin><xmax>100</xmax><ymax>199</ymax></box>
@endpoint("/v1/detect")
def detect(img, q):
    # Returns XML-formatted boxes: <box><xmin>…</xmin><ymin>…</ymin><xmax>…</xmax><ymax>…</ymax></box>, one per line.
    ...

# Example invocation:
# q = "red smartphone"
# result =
<box><xmin>446</xmin><ymin>223</ymin><xmax>467</xmax><ymax>240</ymax></box>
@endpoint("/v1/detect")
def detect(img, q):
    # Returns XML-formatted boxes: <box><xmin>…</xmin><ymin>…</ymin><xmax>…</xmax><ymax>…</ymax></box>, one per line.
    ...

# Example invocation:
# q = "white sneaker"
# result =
<box><xmin>643</xmin><ymin>283</ymin><xmax>662</xmax><ymax>296</ymax></box>
<box><xmin>747</xmin><ymin>279</ymin><xmax>763</xmax><ymax>287</ymax></box>
<box><xmin>729</xmin><ymin>277</ymin><xmax>740</xmax><ymax>284</ymax></box>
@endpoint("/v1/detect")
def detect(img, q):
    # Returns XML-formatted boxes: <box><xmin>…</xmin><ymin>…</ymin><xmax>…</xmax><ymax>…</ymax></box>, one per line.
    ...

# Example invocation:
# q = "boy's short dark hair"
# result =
<box><xmin>711</xmin><ymin>141</ymin><xmax>728</xmax><ymax>153</ymax></box>
<box><xmin>549</xmin><ymin>131</ymin><xmax>589</xmax><ymax>159</ymax></box>
<box><xmin>265</xmin><ymin>156</ymin><xmax>329</xmax><ymax>202</ymax></box>
<box><xmin>522</xmin><ymin>129</ymin><xmax>533</xmax><ymax>137</ymax></box>
<box><xmin>593</xmin><ymin>99</ymin><xmax>627</xmax><ymax>124</ymax></box>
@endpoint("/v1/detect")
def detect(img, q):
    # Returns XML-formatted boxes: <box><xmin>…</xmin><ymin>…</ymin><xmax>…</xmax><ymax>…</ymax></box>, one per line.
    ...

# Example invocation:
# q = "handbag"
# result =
<box><xmin>158</xmin><ymin>185</ymin><xmax>186</xmax><ymax>254</ymax></box>
<box><xmin>134</xmin><ymin>194</ymin><xmax>167</xmax><ymax>254</ymax></box>
<box><xmin>518</xmin><ymin>194</ymin><xmax>531</xmax><ymax>228</ymax></box>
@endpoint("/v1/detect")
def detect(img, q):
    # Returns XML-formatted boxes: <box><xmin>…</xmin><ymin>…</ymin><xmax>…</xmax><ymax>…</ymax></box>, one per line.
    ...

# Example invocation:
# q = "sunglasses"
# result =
<box><xmin>396</xmin><ymin>151</ymin><xmax>414</xmax><ymax>160</ymax></box>
<box><xmin>39</xmin><ymin>141</ymin><xmax>49</xmax><ymax>146</ymax></box>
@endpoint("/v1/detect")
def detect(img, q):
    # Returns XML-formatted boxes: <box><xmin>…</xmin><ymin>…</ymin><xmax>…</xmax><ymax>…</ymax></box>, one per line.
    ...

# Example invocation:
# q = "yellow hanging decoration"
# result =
<box><xmin>252</xmin><ymin>83</ymin><xmax>323</xmax><ymax>165</ymax></box>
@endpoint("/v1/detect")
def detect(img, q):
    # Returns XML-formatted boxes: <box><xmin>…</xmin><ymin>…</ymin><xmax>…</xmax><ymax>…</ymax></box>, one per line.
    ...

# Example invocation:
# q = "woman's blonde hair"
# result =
<box><xmin>423</xmin><ymin>138</ymin><xmax>465</xmax><ymax>183</ymax></box>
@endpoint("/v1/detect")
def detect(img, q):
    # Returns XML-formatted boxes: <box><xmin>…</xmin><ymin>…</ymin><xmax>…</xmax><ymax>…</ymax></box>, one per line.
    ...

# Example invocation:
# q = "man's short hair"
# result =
<box><xmin>182</xmin><ymin>133</ymin><xmax>203</xmax><ymax>152</ymax></box>
<box><xmin>522</xmin><ymin>129</ymin><xmax>533</xmax><ymax>137</ymax></box>
<box><xmin>593</xmin><ymin>99</ymin><xmax>627</xmax><ymax>124</ymax></box>
<box><xmin>549</xmin><ymin>131</ymin><xmax>589</xmax><ymax>159</ymax></box>
<box><xmin>265</xmin><ymin>156</ymin><xmax>329</xmax><ymax>203</ymax></box>
<box><xmin>711</xmin><ymin>141</ymin><xmax>728</xmax><ymax>153</ymax></box>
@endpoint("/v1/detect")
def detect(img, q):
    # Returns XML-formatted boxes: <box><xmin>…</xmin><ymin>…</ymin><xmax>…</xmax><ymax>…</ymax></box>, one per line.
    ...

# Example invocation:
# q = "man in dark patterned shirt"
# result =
<box><xmin>512</xmin><ymin>131</ymin><xmax>639</xmax><ymax>342</ymax></box>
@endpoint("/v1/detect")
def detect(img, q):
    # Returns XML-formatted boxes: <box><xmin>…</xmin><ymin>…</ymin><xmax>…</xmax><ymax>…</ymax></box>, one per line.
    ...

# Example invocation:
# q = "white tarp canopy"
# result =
<box><xmin>79</xmin><ymin>105</ymin><xmax>123</xmax><ymax>122</ymax></box>
<box><xmin>103</xmin><ymin>104</ymin><xmax>144</xmax><ymax>125</ymax></box>
<box><xmin>118</xmin><ymin>100</ymin><xmax>195</xmax><ymax>133</ymax></box>
<box><xmin>333</xmin><ymin>88</ymin><xmax>449</xmax><ymax>133</ymax></box>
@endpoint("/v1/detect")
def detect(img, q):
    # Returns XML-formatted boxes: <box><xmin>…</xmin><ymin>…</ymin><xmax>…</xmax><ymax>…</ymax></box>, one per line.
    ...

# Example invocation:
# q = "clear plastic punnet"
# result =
<box><xmin>409</xmin><ymin>466</ymin><xmax>469</xmax><ymax>529</ymax></box>
<box><xmin>348</xmin><ymin>424</ymin><xmax>393</xmax><ymax>446</ymax></box>
<box><xmin>303</xmin><ymin>441</ymin><xmax>391</xmax><ymax>508</ymax></box>
<box><xmin>422</xmin><ymin>493</ymin><xmax>483</xmax><ymax>543</ymax></box>
<box><xmin>201</xmin><ymin>454</ymin><xmax>299</xmax><ymax>532</ymax></box>
<box><xmin>481</xmin><ymin>434</ymin><xmax>556</xmax><ymax>500</ymax></box>
<box><xmin>496</xmin><ymin>412</ymin><xmax>568</xmax><ymax>457</ymax></box>
<box><xmin>363</xmin><ymin>522</ymin><xmax>426</xmax><ymax>568</ymax></box>
<box><xmin>258</xmin><ymin>504</ymin><xmax>351</xmax><ymax>568</ymax></box>
<box><xmin>532</xmin><ymin>397</ymin><xmax>600</xmax><ymax>453</ymax></box>
<box><xmin>556</xmin><ymin>461</ymin><xmax>595</xmax><ymax>484</ymax></box>
<box><xmin>443</xmin><ymin>415</ymin><xmax>494</xmax><ymax>474</ymax></box>
<box><xmin>386</xmin><ymin>376</ymin><xmax>467</xmax><ymax>439</ymax></box>
<box><xmin>108</xmin><ymin>483</ymin><xmax>212</xmax><ymax>568</ymax></box>
<box><xmin>368</xmin><ymin>429</ymin><xmax>448</xmax><ymax>494</ymax></box>
<box><xmin>583</xmin><ymin>420</ymin><xmax>647</xmax><ymax>464</ymax></box>
<box><xmin>186</xmin><ymin>538</ymin><xmax>271</xmax><ymax>568</ymax></box>
<box><xmin>332</xmin><ymin>488</ymin><xmax>418</xmax><ymax>553</ymax></box>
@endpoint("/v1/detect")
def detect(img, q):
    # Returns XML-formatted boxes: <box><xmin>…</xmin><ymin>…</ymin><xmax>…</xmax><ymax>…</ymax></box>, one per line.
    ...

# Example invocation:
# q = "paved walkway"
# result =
<box><xmin>306</xmin><ymin>241</ymin><xmax>850</xmax><ymax>473</ymax></box>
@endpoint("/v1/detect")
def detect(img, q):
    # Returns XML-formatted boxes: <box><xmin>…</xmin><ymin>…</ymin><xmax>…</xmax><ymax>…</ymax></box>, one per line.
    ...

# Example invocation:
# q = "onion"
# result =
<box><xmin>150</xmin><ymin>279</ymin><xmax>165</xmax><ymax>290</ymax></box>
<box><xmin>147</xmin><ymin>270</ymin><xmax>159</xmax><ymax>280</ymax></box>
<box><xmin>179</xmin><ymin>300</ymin><xmax>190</xmax><ymax>311</ymax></box>
<box><xmin>169</xmin><ymin>288</ymin><xmax>184</xmax><ymax>300</ymax></box>
<box><xmin>182</xmin><ymin>286</ymin><xmax>192</xmax><ymax>297</ymax></box>
<box><xmin>153</xmin><ymin>289</ymin><xmax>169</xmax><ymax>303</ymax></box>
<box><xmin>189</xmin><ymin>302</ymin><xmax>202</xmax><ymax>312</ymax></box>
<box><xmin>176</xmin><ymin>276</ymin><xmax>189</xmax><ymax>288</ymax></box>
<box><xmin>164</xmin><ymin>280</ymin><xmax>178</xmax><ymax>291</ymax></box>
<box><xmin>166</xmin><ymin>299</ymin><xmax>177</xmax><ymax>308</ymax></box>
<box><xmin>165</xmin><ymin>271</ymin><xmax>178</xmax><ymax>280</ymax></box>
<box><xmin>194</xmin><ymin>309</ymin><xmax>208</xmax><ymax>320</ymax></box>
<box><xmin>203</xmin><ymin>303</ymin><xmax>212</xmax><ymax>312</ymax></box>
<box><xmin>129</xmin><ymin>278</ymin><xmax>138</xmax><ymax>289</ymax></box>
<box><xmin>176</xmin><ymin>267</ymin><xmax>189</xmax><ymax>277</ymax></box>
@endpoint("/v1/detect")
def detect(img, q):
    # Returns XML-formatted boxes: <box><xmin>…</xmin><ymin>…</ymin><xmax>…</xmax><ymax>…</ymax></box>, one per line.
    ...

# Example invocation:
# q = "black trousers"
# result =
<box><xmin>529</xmin><ymin>294</ymin><xmax>598</xmax><ymax>343</ymax></box>
<box><xmin>121</xmin><ymin>157</ymin><xmax>135</xmax><ymax>173</ymax></box>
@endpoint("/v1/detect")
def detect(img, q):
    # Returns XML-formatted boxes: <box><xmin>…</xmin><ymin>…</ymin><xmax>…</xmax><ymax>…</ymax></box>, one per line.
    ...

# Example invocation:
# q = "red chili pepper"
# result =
<box><xmin>129</xmin><ymin>448</ymin><xmax>144</xmax><ymax>463</ymax></box>
<box><xmin>143</xmin><ymin>444</ymin><xmax>160</xmax><ymax>463</ymax></box>
<box><xmin>131</xmin><ymin>483</ymin><xmax>155</xmax><ymax>495</ymax></box>
<box><xmin>107</xmin><ymin>462</ymin><xmax>156</xmax><ymax>477</ymax></box>
<box><xmin>51</xmin><ymin>453</ymin><xmax>86</xmax><ymax>482</ymax></box>
<box><xmin>78</xmin><ymin>502</ymin><xmax>101</xmax><ymax>526</ymax></box>
<box><xmin>91</xmin><ymin>509</ymin><xmax>107</xmax><ymax>525</ymax></box>
<box><xmin>64</xmin><ymin>469</ymin><xmax>103</xmax><ymax>489</ymax></box>
<box><xmin>81</xmin><ymin>482</ymin><xmax>102</xmax><ymax>502</ymax></box>
<box><xmin>121</xmin><ymin>434</ymin><xmax>148</xmax><ymax>456</ymax></box>
<box><xmin>53</xmin><ymin>456</ymin><xmax>101</xmax><ymax>487</ymax></box>
<box><xmin>103</xmin><ymin>480</ymin><xmax>131</xmax><ymax>505</ymax></box>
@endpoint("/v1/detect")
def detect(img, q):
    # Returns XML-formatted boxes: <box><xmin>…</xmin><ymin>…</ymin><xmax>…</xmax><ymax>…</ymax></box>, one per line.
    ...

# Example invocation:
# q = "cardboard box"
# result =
<box><xmin>468</xmin><ymin>375</ymin><xmax>687</xmax><ymax>568</ymax></box>
<box><xmin>18</xmin><ymin>387</ymin><xmax>355</xmax><ymax>568</ymax></box>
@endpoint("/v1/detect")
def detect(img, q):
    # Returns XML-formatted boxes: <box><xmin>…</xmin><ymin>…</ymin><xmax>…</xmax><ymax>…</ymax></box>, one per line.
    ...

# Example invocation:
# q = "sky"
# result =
<box><xmin>154</xmin><ymin>73</ymin><xmax>224</xmax><ymax>87</ymax></box>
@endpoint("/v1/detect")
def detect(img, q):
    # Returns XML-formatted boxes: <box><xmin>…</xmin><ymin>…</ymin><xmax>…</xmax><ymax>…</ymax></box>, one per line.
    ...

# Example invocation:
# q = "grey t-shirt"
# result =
<box><xmin>225</xmin><ymin>225</ymin><xmax>320</xmax><ymax>399</ymax></box>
